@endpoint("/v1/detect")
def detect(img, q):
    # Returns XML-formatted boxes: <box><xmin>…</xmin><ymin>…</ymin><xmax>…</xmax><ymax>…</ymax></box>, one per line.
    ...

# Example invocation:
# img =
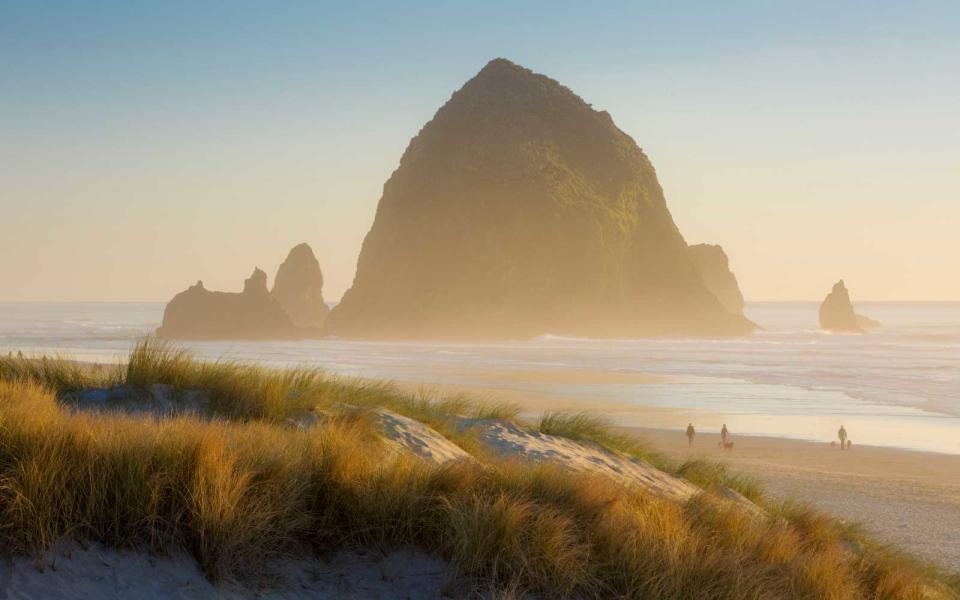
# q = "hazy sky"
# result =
<box><xmin>2</xmin><ymin>1</ymin><xmax>958</xmax><ymax>302</ymax></box>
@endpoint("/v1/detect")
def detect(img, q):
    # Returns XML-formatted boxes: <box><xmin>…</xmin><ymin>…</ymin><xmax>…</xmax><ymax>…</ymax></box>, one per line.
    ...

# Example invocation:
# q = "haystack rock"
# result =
<box><xmin>271</xmin><ymin>243</ymin><xmax>330</xmax><ymax>328</ymax></box>
<box><xmin>819</xmin><ymin>280</ymin><xmax>862</xmax><ymax>332</ymax></box>
<box><xmin>157</xmin><ymin>269</ymin><xmax>301</xmax><ymax>340</ymax></box>
<box><xmin>688</xmin><ymin>244</ymin><xmax>745</xmax><ymax>316</ymax></box>
<box><xmin>325</xmin><ymin>59</ymin><xmax>755</xmax><ymax>340</ymax></box>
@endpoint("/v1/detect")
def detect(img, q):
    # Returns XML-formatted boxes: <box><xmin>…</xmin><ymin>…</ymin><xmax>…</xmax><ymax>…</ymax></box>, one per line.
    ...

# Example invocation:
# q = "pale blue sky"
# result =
<box><xmin>2</xmin><ymin>1</ymin><xmax>958</xmax><ymax>301</ymax></box>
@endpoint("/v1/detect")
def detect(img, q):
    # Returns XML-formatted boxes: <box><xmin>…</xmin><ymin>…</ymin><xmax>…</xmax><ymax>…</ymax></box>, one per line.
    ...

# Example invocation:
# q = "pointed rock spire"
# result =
<box><xmin>819</xmin><ymin>280</ymin><xmax>861</xmax><ymax>332</ymax></box>
<box><xmin>271</xmin><ymin>243</ymin><xmax>330</xmax><ymax>328</ymax></box>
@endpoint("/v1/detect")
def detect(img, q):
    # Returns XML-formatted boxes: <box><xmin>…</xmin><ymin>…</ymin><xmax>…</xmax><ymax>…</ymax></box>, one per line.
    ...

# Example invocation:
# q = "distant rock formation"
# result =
<box><xmin>688</xmin><ymin>244</ymin><xmax>745</xmax><ymax>316</ymax></box>
<box><xmin>856</xmin><ymin>313</ymin><xmax>881</xmax><ymax>329</ymax></box>
<box><xmin>158</xmin><ymin>243</ymin><xmax>333</xmax><ymax>340</ymax></box>
<box><xmin>325</xmin><ymin>58</ymin><xmax>755</xmax><ymax>340</ymax></box>
<box><xmin>158</xmin><ymin>270</ymin><xmax>301</xmax><ymax>340</ymax></box>
<box><xmin>271</xmin><ymin>243</ymin><xmax>330</xmax><ymax>328</ymax></box>
<box><xmin>819</xmin><ymin>280</ymin><xmax>862</xmax><ymax>332</ymax></box>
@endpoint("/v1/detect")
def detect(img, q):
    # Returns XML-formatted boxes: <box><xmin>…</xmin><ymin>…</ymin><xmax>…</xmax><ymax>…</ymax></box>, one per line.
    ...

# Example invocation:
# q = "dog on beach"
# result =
<box><xmin>717</xmin><ymin>441</ymin><xmax>735</xmax><ymax>451</ymax></box>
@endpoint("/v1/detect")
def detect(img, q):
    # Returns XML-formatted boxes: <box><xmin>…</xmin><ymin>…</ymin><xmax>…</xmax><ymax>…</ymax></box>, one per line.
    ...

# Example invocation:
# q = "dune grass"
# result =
<box><xmin>0</xmin><ymin>339</ymin><xmax>520</xmax><ymax>453</ymax></box>
<box><xmin>122</xmin><ymin>339</ymin><xmax>524</xmax><ymax>434</ymax></box>
<box><xmin>1</xmin><ymin>341</ymin><xmax>957</xmax><ymax>597</ymax></box>
<box><xmin>0</xmin><ymin>351</ymin><xmax>116</xmax><ymax>392</ymax></box>
<box><xmin>674</xmin><ymin>459</ymin><xmax>766</xmax><ymax>504</ymax></box>
<box><xmin>1</xmin><ymin>378</ymin><xmax>956</xmax><ymax>598</ymax></box>
<box><xmin>538</xmin><ymin>411</ymin><xmax>667</xmax><ymax>465</ymax></box>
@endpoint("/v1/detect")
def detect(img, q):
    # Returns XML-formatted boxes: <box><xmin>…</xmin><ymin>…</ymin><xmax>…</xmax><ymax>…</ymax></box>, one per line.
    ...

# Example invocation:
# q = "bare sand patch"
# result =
<box><xmin>462</xmin><ymin>418</ymin><xmax>700</xmax><ymax>503</ymax></box>
<box><xmin>375</xmin><ymin>409</ymin><xmax>472</xmax><ymax>464</ymax></box>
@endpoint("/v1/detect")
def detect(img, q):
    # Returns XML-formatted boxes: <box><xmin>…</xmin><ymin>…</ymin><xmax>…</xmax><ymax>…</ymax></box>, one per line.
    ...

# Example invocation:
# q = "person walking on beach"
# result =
<box><xmin>685</xmin><ymin>423</ymin><xmax>695</xmax><ymax>447</ymax></box>
<box><xmin>720</xmin><ymin>424</ymin><xmax>730</xmax><ymax>450</ymax></box>
<box><xmin>838</xmin><ymin>425</ymin><xmax>848</xmax><ymax>450</ymax></box>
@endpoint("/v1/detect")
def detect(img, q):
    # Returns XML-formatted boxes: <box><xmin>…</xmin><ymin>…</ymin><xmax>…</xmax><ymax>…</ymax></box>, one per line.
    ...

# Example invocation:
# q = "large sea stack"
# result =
<box><xmin>157</xmin><ymin>269</ymin><xmax>302</xmax><ymax>340</ymax></box>
<box><xmin>819</xmin><ymin>280</ymin><xmax>862</xmax><ymax>332</ymax></box>
<box><xmin>271</xmin><ymin>243</ymin><xmax>330</xmax><ymax>328</ymax></box>
<box><xmin>325</xmin><ymin>59</ymin><xmax>755</xmax><ymax>340</ymax></box>
<box><xmin>688</xmin><ymin>244</ymin><xmax>746</xmax><ymax>317</ymax></box>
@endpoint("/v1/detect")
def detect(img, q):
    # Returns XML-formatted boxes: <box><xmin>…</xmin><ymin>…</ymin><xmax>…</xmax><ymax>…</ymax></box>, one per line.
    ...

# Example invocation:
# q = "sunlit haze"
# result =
<box><xmin>2</xmin><ymin>1</ymin><xmax>957</xmax><ymax>302</ymax></box>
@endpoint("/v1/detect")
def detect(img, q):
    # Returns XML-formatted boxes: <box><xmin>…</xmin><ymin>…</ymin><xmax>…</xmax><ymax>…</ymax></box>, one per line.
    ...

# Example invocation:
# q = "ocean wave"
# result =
<box><xmin>531</xmin><ymin>334</ymin><xmax>597</xmax><ymax>343</ymax></box>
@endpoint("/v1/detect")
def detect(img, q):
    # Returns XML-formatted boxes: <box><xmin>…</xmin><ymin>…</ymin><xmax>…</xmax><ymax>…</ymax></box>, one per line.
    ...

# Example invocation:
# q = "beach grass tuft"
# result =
<box><xmin>0</xmin><ymin>350</ymin><xmax>118</xmax><ymax>392</ymax></box>
<box><xmin>537</xmin><ymin>411</ymin><xmax>667</xmax><ymax>466</ymax></box>
<box><xmin>674</xmin><ymin>459</ymin><xmax>766</xmax><ymax>503</ymax></box>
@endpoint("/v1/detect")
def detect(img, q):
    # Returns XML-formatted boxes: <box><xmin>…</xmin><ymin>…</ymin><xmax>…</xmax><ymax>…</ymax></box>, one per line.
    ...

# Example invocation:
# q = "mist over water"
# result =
<box><xmin>1</xmin><ymin>302</ymin><xmax>958</xmax><ymax>455</ymax></box>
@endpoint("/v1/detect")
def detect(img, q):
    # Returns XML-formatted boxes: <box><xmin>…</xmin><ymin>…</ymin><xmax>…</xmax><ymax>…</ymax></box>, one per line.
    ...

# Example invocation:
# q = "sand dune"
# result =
<box><xmin>463</xmin><ymin>418</ymin><xmax>699</xmax><ymax>503</ymax></box>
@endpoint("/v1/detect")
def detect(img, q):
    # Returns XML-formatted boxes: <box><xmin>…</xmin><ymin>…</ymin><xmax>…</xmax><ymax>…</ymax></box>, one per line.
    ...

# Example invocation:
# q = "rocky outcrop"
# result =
<box><xmin>688</xmin><ymin>244</ymin><xmax>746</xmax><ymax>316</ymax></box>
<box><xmin>157</xmin><ymin>244</ymin><xmax>332</xmax><ymax>340</ymax></box>
<box><xmin>271</xmin><ymin>243</ymin><xmax>330</xmax><ymax>328</ymax></box>
<box><xmin>157</xmin><ymin>270</ymin><xmax>302</xmax><ymax>340</ymax></box>
<box><xmin>819</xmin><ymin>280</ymin><xmax>862</xmax><ymax>332</ymax></box>
<box><xmin>856</xmin><ymin>313</ymin><xmax>881</xmax><ymax>329</ymax></box>
<box><xmin>325</xmin><ymin>59</ymin><xmax>755</xmax><ymax>340</ymax></box>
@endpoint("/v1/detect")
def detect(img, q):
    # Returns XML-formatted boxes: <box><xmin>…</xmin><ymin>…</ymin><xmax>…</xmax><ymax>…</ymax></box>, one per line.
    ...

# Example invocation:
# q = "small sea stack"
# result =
<box><xmin>819</xmin><ymin>280</ymin><xmax>863</xmax><ymax>332</ymax></box>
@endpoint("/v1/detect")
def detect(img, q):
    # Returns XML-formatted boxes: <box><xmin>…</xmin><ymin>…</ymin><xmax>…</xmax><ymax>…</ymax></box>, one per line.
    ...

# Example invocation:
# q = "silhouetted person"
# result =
<box><xmin>838</xmin><ymin>425</ymin><xmax>848</xmax><ymax>450</ymax></box>
<box><xmin>685</xmin><ymin>423</ymin><xmax>695</xmax><ymax>447</ymax></box>
<box><xmin>720</xmin><ymin>424</ymin><xmax>730</xmax><ymax>450</ymax></box>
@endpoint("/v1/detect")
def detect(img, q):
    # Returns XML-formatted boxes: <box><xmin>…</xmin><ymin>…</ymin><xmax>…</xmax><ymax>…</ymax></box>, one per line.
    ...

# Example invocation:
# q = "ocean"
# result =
<box><xmin>1</xmin><ymin>302</ymin><xmax>958</xmax><ymax>455</ymax></box>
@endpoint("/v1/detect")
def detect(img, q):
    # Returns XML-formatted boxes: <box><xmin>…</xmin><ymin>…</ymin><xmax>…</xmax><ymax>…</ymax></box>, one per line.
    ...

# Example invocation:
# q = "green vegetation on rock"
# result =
<box><xmin>326</xmin><ymin>59</ymin><xmax>755</xmax><ymax>340</ymax></box>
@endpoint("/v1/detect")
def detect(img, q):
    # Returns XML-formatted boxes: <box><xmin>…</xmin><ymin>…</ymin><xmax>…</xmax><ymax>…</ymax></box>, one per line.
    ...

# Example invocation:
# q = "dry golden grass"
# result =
<box><xmin>537</xmin><ymin>410</ymin><xmax>665</xmax><ymax>465</ymax></box>
<box><xmin>0</xmin><ymin>375</ymin><xmax>956</xmax><ymax>599</ymax></box>
<box><xmin>1</xmin><ymin>339</ymin><xmax>517</xmax><ymax>453</ymax></box>
<box><xmin>675</xmin><ymin>459</ymin><xmax>766</xmax><ymax>503</ymax></box>
<box><xmin>0</xmin><ymin>351</ymin><xmax>116</xmax><ymax>392</ymax></box>
<box><xmin>1</xmin><ymin>341</ymin><xmax>958</xmax><ymax>597</ymax></box>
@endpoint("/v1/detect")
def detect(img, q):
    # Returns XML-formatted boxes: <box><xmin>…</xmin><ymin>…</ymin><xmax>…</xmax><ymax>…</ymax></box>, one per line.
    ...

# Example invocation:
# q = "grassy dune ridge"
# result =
<box><xmin>0</xmin><ymin>341</ymin><xmax>957</xmax><ymax>598</ymax></box>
